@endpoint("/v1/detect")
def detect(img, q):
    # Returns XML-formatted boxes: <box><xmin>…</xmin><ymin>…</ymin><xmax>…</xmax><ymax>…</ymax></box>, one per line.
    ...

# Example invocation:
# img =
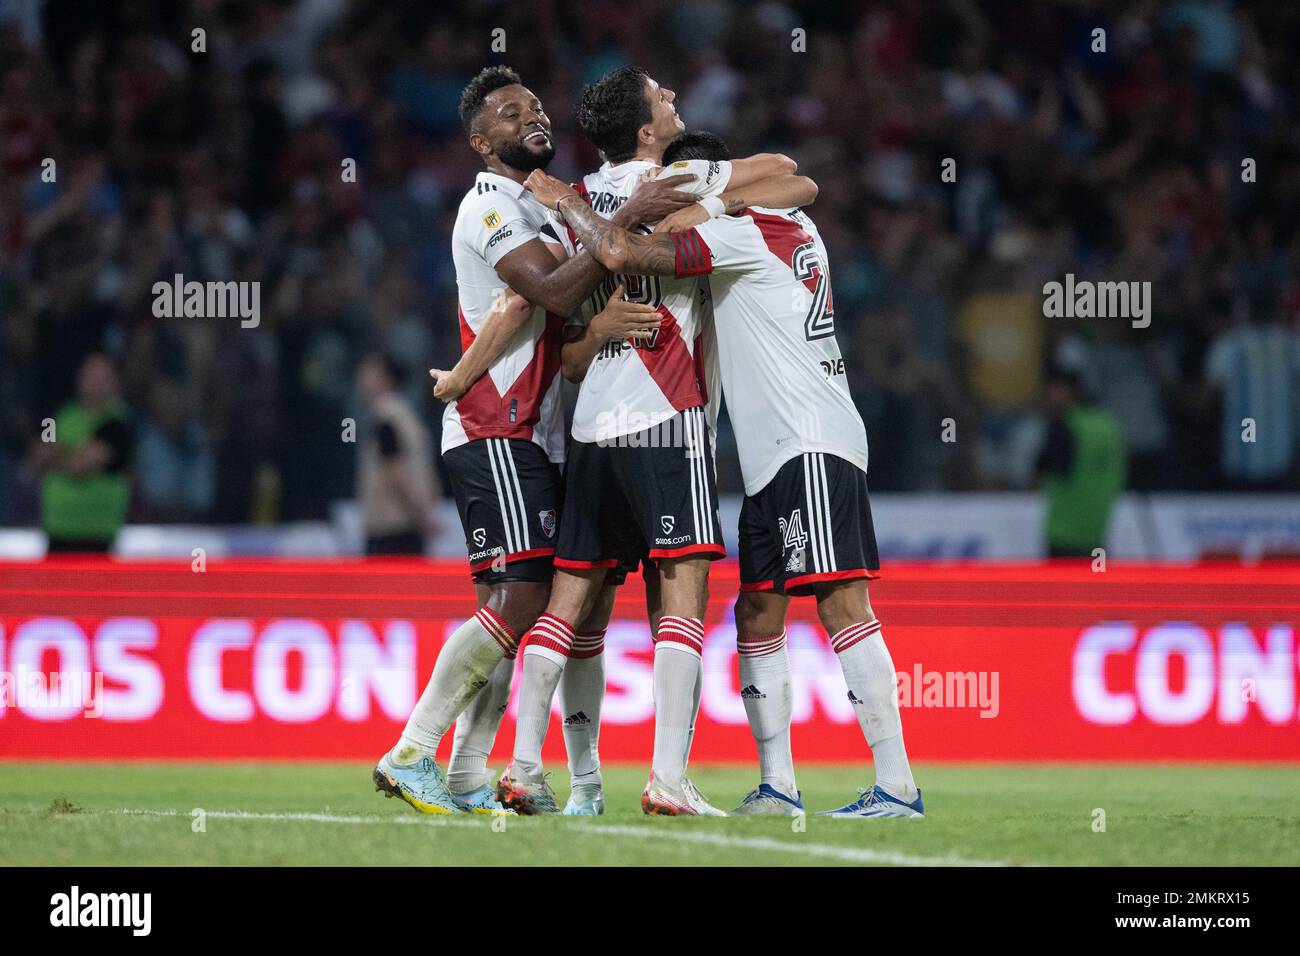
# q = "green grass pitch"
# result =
<box><xmin>0</xmin><ymin>762</ymin><xmax>1296</xmax><ymax>866</ymax></box>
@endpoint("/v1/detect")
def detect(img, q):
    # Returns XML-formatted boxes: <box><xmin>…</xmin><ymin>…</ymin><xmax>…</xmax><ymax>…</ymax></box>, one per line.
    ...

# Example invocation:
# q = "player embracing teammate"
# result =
<box><xmin>526</xmin><ymin>128</ymin><xmax>924</xmax><ymax>819</ymax></box>
<box><xmin>497</xmin><ymin>67</ymin><xmax>820</xmax><ymax>816</ymax></box>
<box><xmin>373</xmin><ymin>66</ymin><xmax>696</xmax><ymax>816</ymax></box>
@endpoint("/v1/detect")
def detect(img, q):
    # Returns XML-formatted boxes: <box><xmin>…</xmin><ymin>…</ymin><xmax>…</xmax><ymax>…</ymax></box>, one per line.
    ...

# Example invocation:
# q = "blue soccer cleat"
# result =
<box><xmin>563</xmin><ymin>782</ymin><xmax>605</xmax><ymax>816</ymax></box>
<box><xmin>731</xmin><ymin>783</ymin><xmax>805</xmax><ymax>816</ymax></box>
<box><xmin>451</xmin><ymin>783</ymin><xmax>516</xmax><ymax>816</ymax></box>
<box><xmin>373</xmin><ymin>751</ymin><xmax>461</xmax><ymax>815</ymax></box>
<box><xmin>817</xmin><ymin>785</ymin><xmax>924</xmax><ymax>819</ymax></box>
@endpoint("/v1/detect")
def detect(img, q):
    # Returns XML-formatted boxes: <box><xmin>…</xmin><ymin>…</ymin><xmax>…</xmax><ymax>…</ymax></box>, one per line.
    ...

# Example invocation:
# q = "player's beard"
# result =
<box><xmin>497</xmin><ymin>136</ymin><xmax>555</xmax><ymax>173</ymax></box>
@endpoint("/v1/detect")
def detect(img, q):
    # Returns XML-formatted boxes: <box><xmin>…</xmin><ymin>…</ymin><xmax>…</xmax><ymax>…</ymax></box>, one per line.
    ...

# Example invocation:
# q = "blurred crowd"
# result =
<box><xmin>1</xmin><ymin>0</ymin><xmax>1298</xmax><ymax>533</ymax></box>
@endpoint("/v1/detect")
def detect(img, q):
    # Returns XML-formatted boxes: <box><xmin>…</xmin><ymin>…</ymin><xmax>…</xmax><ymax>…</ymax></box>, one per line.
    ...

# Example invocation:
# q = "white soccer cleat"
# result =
<box><xmin>731</xmin><ymin>783</ymin><xmax>805</xmax><ymax>816</ymax></box>
<box><xmin>641</xmin><ymin>774</ymin><xmax>728</xmax><ymax>817</ymax></box>
<box><xmin>563</xmin><ymin>782</ymin><xmax>605</xmax><ymax>816</ymax></box>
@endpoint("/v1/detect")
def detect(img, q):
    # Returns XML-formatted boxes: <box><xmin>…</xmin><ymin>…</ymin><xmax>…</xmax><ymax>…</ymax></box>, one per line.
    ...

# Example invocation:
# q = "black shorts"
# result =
<box><xmin>443</xmin><ymin>437</ymin><xmax>560</xmax><ymax>583</ymax></box>
<box><xmin>556</xmin><ymin>406</ymin><xmax>725</xmax><ymax>571</ymax></box>
<box><xmin>739</xmin><ymin>452</ymin><xmax>880</xmax><ymax>597</ymax></box>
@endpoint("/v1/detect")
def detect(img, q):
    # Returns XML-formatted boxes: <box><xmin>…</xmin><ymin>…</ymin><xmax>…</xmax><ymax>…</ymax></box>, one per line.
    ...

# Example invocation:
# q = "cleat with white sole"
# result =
<box><xmin>731</xmin><ymin>783</ymin><xmax>805</xmax><ymax>816</ymax></box>
<box><xmin>817</xmin><ymin>785</ymin><xmax>924</xmax><ymax>819</ymax></box>
<box><xmin>641</xmin><ymin>775</ymin><xmax>728</xmax><ymax>817</ymax></box>
<box><xmin>450</xmin><ymin>783</ymin><xmax>516</xmax><ymax>816</ymax></box>
<box><xmin>495</xmin><ymin>761</ymin><xmax>560</xmax><ymax>815</ymax></box>
<box><xmin>563</xmin><ymin>782</ymin><xmax>605</xmax><ymax>816</ymax></box>
<box><xmin>372</xmin><ymin>752</ymin><xmax>460</xmax><ymax>815</ymax></box>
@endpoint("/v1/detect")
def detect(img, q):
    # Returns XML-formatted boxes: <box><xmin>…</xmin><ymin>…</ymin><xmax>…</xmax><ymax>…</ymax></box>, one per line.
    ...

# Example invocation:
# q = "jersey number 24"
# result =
<box><xmin>792</xmin><ymin>241</ymin><xmax>834</xmax><ymax>341</ymax></box>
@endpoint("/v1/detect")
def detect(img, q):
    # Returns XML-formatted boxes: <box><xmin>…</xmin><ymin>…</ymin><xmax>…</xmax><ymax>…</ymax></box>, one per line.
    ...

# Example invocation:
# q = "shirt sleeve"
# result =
<box><xmin>658</xmin><ymin>159</ymin><xmax>733</xmax><ymax>197</ymax></box>
<box><xmin>468</xmin><ymin>191</ymin><xmax>539</xmax><ymax>267</ymax></box>
<box><xmin>675</xmin><ymin>217</ymin><xmax>766</xmax><ymax>277</ymax></box>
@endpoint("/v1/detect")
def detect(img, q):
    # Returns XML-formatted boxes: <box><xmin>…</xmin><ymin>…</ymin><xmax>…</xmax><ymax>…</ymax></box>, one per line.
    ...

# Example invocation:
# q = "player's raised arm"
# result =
<box><xmin>526</xmin><ymin>170</ymin><xmax>680</xmax><ymax>276</ymax></box>
<box><xmin>654</xmin><ymin>172</ymin><xmax>819</xmax><ymax>234</ymax></box>
<box><xmin>494</xmin><ymin>174</ymin><xmax>699</xmax><ymax>315</ymax></box>
<box><xmin>722</xmin><ymin>152</ymin><xmax>798</xmax><ymax>187</ymax></box>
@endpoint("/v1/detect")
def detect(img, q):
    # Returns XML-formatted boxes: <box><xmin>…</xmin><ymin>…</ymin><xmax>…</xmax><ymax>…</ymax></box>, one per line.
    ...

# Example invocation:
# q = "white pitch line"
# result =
<box><xmin>102</xmin><ymin>808</ymin><xmax>1013</xmax><ymax>867</ymax></box>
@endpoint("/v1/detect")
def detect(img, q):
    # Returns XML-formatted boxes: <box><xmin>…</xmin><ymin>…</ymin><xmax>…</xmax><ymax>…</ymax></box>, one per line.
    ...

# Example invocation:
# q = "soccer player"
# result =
<box><xmin>373</xmin><ymin>66</ymin><xmax>697</xmax><ymax>817</ymax></box>
<box><xmin>525</xmin><ymin>129</ymin><xmax>924</xmax><ymax>819</ymax></box>
<box><xmin>498</xmin><ymin>67</ymin><xmax>819</xmax><ymax>816</ymax></box>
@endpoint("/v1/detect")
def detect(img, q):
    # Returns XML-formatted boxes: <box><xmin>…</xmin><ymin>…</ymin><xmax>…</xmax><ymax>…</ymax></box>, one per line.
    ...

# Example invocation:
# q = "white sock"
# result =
<box><xmin>561</xmin><ymin>629</ymin><xmax>605</xmax><ymax>787</ymax></box>
<box><xmin>448</xmin><ymin>655</ymin><xmax>513</xmax><ymax>793</ymax></box>
<box><xmin>683</xmin><ymin>663</ymin><xmax>702</xmax><ymax>768</ymax></box>
<box><xmin>738</xmin><ymin>630</ymin><xmax>796</xmax><ymax>797</ymax></box>
<box><xmin>512</xmin><ymin>613</ymin><xmax>574</xmax><ymax>779</ymax></box>
<box><xmin>651</xmin><ymin>616</ymin><xmax>703</xmax><ymax>789</ymax></box>
<box><xmin>393</xmin><ymin>607</ymin><xmax>517</xmax><ymax>764</ymax></box>
<box><xmin>831</xmin><ymin>620</ymin><xmax>917</xmax><ymax>800</ymax></box>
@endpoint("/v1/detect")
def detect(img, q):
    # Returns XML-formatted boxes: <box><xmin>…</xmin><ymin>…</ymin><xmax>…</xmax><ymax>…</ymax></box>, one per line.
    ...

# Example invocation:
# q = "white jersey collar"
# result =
<box><xmin>598</xmin><ymin>159</ymin><xmax>657</xmax><ymax>183</ymax></box>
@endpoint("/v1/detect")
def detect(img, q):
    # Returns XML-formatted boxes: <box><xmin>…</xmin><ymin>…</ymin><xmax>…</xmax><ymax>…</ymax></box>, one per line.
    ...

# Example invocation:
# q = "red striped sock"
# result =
<box><xmin>524</xmin><ymin>613</ymin><xmax>576</xmax><ymax>659</ymax></box>
<box><xmin>737</xmin><ymin>630</ymin><xmax>786</xmax><ymax>657</ymax></box>
<box><xmin>474</xmin><ymin>606</ymin><xmax>519</xmax><ymax>659</ymax></box>
<box><xmin>569</xmin><ymin>628</ymin><xmax>605</xmax><ymax>660</ymax></box>
<box><xmin>830</xmin><ymin>619</ymin><xmax>882</xmax><ymax>654</ymax></box>
<box><xmin>655</xmin><ymin>616</ymin><xmax>705</xmax><ymax>658</ymax></box>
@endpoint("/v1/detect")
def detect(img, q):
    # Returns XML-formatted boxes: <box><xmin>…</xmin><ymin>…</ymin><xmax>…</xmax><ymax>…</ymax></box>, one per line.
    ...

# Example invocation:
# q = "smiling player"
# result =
<box><xmin>373</xmin><ymin>66</ymin><xmax>697</xmax><ymax>817</ymax></box>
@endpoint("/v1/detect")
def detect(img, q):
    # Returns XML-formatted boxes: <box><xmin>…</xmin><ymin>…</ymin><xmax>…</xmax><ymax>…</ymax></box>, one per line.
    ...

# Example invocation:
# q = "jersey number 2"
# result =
<box><xmin>792</xmin><ymin>242</ymin><xmax>834</xmax><ymax>341</ymax></box>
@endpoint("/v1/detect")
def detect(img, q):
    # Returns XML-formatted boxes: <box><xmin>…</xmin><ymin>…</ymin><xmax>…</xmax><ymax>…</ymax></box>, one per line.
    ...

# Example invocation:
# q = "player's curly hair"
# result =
<box><xmin>662</xmin><ymin>130</ymin><xmax>731</xmax><ymax>164</ymax></box>
<box><xmin>576</xmin><ymin>66</ymin><xmax>652</xmax><ymax>163</ymax></box>
<box><xmin>458</xmin><ymin>65</ymin><xmax>522</xmax><ymax>134</ymax></box>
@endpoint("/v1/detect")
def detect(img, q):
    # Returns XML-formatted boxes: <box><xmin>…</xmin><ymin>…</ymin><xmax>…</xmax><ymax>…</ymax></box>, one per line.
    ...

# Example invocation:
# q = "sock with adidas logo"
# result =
<box><xmin>512</xmin><ymin>613</ymin><xmax>575</xmax><ymax>779</ymax></box>
<box><xmin>651</xmin><ymin>616</ymin><xmax>704</xmax><ymax>789</ymax></box>
<box><xmin>393</xmin><ymin>607</ymin><xmax>517</xmax><ymax>764</ymax></box>
<box><xmin>830</xmin><ymin>619</ymin><xmax>918</xmax><ymax>801</ymax></box>
<box><xmin>448</xmin><ymin>655</ymin><xmax>514</xmax><ymax>794</ymax></box>
<box><xmin>738</xmin><ymin>630</ymin><xmax>797</xmax><ymax>798</ymax></box>
<box><xmin>560</xmin><ymin>628</ymin><xmax>605</xmax><ymax>790</ymax></box>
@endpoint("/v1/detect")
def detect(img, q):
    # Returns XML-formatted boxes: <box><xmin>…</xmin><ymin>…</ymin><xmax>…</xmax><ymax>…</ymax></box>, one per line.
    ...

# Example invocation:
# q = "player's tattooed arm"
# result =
<box><xmin>555</xmin><ymin>194</ymin><xmax>679</xmax><ymax>276</ymax></box>
<box><xmin>494</xmin><ymin>174</ymin><xmax>697</xmax><ymax>314</ymax></box>
<box><xmin>560</xmin><ymin>283</ymin><xmax>660</xmax><ymax>382</ymax></box>
<box><xmin>429</xmin><ymin>288</ymin><xmax>532</xmax><ymax>401</ymax></box>
<box><xmin>722</xmin><ymin>172</ymin><xmax>818</xmax><ymax>212</ymax></box>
